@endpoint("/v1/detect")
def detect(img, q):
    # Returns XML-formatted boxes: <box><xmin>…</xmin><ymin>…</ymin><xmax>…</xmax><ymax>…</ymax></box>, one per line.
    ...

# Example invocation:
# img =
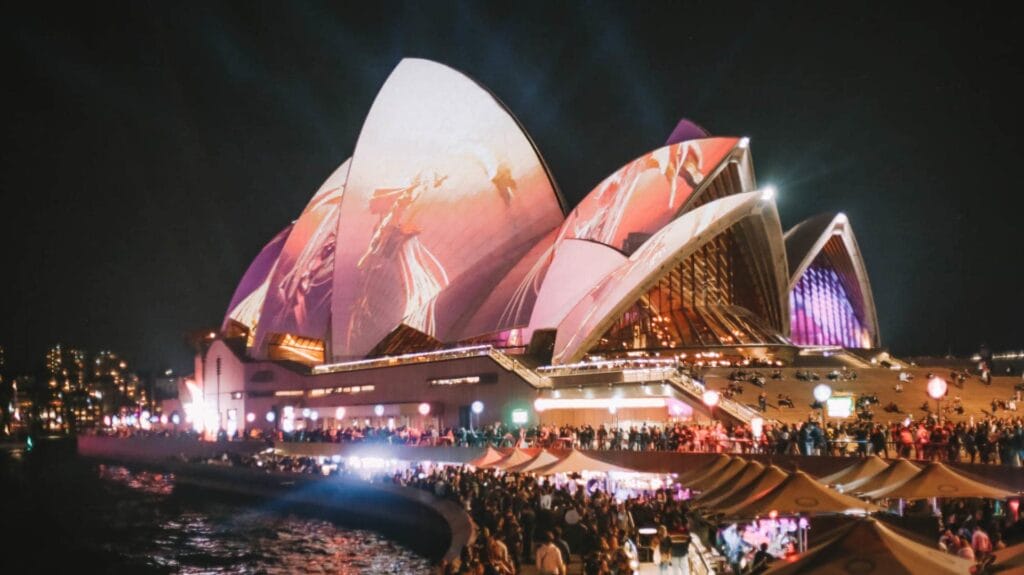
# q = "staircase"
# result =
<box><xmin>488</xmin><ymin>348</ymin><xmax>552</xmax><ymax>388</ymax></box>
<box><xmin>666</xmin><ymin>374</ymin><xmax>766</xmax><ymax>425</ymax></box>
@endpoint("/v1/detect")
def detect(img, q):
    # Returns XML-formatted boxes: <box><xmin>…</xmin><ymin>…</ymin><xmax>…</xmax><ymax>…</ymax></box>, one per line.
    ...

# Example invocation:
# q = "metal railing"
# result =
<box><xmin>667</xmin><ymin>374</ymin><xmax>765</xmax><ymax>424</ymax></box>
<box><xmin>312</xmin><ymin>345</ymin><xmax>494</xmax><ymax>375</ymax></box>
<box><xmin>487</xmin><ymin>348</ymin><xmax>551</xmax><ymax>388</ymax></box>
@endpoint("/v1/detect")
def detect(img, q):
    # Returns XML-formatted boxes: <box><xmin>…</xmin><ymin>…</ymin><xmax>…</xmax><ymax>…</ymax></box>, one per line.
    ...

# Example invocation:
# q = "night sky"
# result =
<box><xmin>2</xmin><ymin>2</ymin><xmax>1020</xmax><ymax>374</ymax></box>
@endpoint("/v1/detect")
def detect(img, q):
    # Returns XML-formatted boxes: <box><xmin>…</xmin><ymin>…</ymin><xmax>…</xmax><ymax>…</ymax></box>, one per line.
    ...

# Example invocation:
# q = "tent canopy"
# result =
<box><xmin>867</xmin><ymin>461</ymin><xmax>1017</xmax><ymax>501</ymax></box>
<box><xmin>508</xmin><ymin>449</ymin><xmax>562</xmax><ymax>473</ymax></box>
<box><xmin>688</xmin><ymin>457</ymin><xmax>747</xmax><ymax>492</ymax></box>
<box><xmin>722</xmin><ymin>470</ymin><xmax>882</xmax><ymax>519</ymax></box>
<box><xmin>854</xmin><ymin>459</ymin><xmax>921</xmax><ymax>498</ymax></box>
<box><xmin>992</xmin><ymin>541</ymin><xmax>1024</xmax><ymax>575</ymax></box>
<box><xmin>678</xmin><ymin>454</ymin><xmax>732</xmax><ymax>483</ymax></box>
<box><xmin>696</xmin><ymin>460</ymin><xmax>765</xmax><ymax>507</ymax></box>
<box><xmin>819</xmin><ymin>455</ymin><xmax>889</xmax><ymax>491</ymax></box>
<box><xmin>468</xmin><ymin>446</ymin><xmax>506</xmax><ymax>468</ymax></box>
<box><xmin>534</xmin><ymin>449</ymin><xmax>639</xmax><ymax>475</ymax></box>
<box><xmin>703</xmin><ymin>464</ymin><xmax>789</xmax><ymax>514</ymax></box>
<box><xmin>764</xmin><ymin>517</ymin><xmax>974</xmax><ymax>574</ymax></box>
<box><xmin>491</xmin><ymin>448</ymin><xmax>535</xmax><ymax>470</ymax></box>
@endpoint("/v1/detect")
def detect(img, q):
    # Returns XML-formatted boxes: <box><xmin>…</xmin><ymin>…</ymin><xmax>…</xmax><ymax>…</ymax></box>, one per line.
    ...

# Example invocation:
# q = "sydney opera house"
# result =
<box><xmin>186</xmin><ymin>59</ymin><xmax>881</xmax><ymax>434</ymax></box>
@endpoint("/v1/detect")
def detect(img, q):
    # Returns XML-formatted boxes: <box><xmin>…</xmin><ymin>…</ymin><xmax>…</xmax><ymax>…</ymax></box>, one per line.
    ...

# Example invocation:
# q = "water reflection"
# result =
<box><xmin>1</xmin><ymin>451</ymin><xmax>431</xmax><ymax>574</ymax></box>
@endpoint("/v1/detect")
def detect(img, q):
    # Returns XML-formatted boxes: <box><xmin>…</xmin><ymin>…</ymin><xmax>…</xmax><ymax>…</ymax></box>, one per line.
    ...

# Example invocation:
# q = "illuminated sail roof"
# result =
<box><xmin>785</xmin><ymin>212</ymin><xmax>879</xmax><ymax>348</ymax></box>
<box><xmin>251</xmin><ymin>158</ymin><xmax>351</xmax><ymax>357</ymax></box>
<box><xmin>329</xmin><ymin>58</ymin><xmax>564</xmax><ymax>360</ymax></box>
<box><xmin>222</xmin><ymin>225</ymin><xmax>292</xmax><ymax>333</ymax></box>
<box><xmin>553</xmin><ymin>190</ymin><xmax>789</xmax><ymax>364</ymax></box>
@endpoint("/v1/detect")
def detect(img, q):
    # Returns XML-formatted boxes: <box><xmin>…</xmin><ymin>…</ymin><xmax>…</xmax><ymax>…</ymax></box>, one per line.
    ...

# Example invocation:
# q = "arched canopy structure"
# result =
<box><xmin>785</xmin><ymin>212</ymin><xmax>880</xmax><ymax>348</ymax></box>
<box><xmin>553</xmin><ymin>190</ymin><xmax>790</xmax><ymax>364</ymax></box>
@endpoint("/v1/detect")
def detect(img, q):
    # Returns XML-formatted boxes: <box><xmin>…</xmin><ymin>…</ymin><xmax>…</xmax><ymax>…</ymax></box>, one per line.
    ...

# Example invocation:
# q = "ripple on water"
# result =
<box><xmin>96</xmin><ymin>464</ymin><xmax>433</xmax><ymax>574</ymax></box>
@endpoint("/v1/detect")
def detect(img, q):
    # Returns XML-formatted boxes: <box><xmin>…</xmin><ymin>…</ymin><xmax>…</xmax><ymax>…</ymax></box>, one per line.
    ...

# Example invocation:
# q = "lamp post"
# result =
<box><xmin>813</xmin><ymin>384</ymin><xmax>832</xmax><ymax>424</ymax></box>
<box><xmin>702</xmin><ymin>390</ymin><xmax>720</xmax><ymax>422</ymax></box>
<box><xmin>928</xmin><ymin>377</ymin><xmax>947</xmax><ymax>422</ymax></box>
<box><xmin>471</xmin><ymin>400</ymin><xmax>484</xmax><ymax>431</ymax></box>
<box><xmin>751</xmin><ymin>416</ymin><xmax>764</xmax><ymax>453</ymax></box>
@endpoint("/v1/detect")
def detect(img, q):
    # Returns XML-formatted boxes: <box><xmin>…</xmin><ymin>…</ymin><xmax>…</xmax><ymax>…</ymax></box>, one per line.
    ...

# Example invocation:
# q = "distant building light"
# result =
<box><xmin>274</xmin><ymin>390</ymin><xmax>304</xmax><ymax>397</ymax></box>
<box><xmin>471</xmin><ymin>401</ymin><xmax>484</xmax><ymax>414</ymax></box>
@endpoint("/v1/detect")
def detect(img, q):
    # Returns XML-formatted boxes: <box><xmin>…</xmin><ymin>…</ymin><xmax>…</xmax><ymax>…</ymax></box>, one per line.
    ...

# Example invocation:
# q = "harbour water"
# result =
<box><xmin>0</xmin><ymin>445</ymin><xmax>431</xmax><ymax>573</ymax></box>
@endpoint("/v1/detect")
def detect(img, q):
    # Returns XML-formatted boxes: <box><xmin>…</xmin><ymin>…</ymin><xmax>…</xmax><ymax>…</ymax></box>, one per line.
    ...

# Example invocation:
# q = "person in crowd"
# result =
<box><xmin>749</xmin><ymin>542</ymin><xmax>773</xmax><ymax>574</ymax></box>
<box><xmin>536</xmin><ymin>532</ymin><xmax>567</xmax><ymax>575</ymax></box>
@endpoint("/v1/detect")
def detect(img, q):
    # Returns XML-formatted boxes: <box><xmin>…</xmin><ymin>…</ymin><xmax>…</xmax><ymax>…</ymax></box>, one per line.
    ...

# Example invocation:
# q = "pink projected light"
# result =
<box><xmin>553</xmin><ymin>191</ymin><xmax>787</xmax><ymax>364</ymax></box>
<box><xmin>559</xmin><ymin>138</ymin><xmax>739</xmax><ymax>255</ymax></box>
<box><xmin>251</xmin><ymin>159</ymin><xmax>351</xmax><ymax>354</ymax></box>
<box><xmin>330</xmin><ymin>59</ymin><xmax>563</xmax><ymax>359</ymax></box>
<box><xmin>222</xmin><ymin>225</ymin><xmax>293</xmax><ymax>334</ymax></box>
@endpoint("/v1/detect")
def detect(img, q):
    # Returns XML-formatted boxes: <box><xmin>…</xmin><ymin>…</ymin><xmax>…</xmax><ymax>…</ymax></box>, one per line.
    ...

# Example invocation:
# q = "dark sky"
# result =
<box><xmin>2</xmin><ymin>2</ymin><xmax>1021</xmax><ymax>373</ymax></box>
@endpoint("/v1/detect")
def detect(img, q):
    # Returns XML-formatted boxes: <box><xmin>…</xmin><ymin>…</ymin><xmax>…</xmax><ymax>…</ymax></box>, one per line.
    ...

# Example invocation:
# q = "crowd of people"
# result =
<box><xmin>186</xmin><ymin>449</ymin><xmax>699</xmax><ymax>574</ymax></box>
<box><xmin>394</xmin><ymin>465</ymin><xmax>694</xmax><ymax>575</ymax></box>
<box><xmin>186</xmin><ymin>446</ymin><xmax>1024</xmax><ymax>574</ymax></box>
<box><xmin>90</xmin><ymin>412</ymin><xmax>1024</xmax><ymax>467</ymax></box>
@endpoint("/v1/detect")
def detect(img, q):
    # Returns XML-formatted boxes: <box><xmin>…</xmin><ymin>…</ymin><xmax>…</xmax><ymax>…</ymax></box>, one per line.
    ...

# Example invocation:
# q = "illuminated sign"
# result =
<box><xmin>511</xmin><ymin>409</ymin><xmax>529</xmax><ymax>424</ymax></box>
<box><xmin>826</xmin><ymin>396</ymin><xmax>854</xmax><ymax>418</ymax></box>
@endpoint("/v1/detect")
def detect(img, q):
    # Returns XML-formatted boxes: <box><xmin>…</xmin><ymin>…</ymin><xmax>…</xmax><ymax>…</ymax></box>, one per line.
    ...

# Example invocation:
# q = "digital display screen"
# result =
<box><xmin>827</xmin><ymin>396</ymin><xmax>854</xmax><ymax>418</ymax></box>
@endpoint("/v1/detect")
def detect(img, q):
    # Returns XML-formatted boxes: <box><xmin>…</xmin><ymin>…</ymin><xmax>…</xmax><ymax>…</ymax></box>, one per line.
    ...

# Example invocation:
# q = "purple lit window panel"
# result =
<box><xmin>789</xmin><ymin>264</ymin><xmax>866</xmax><ymax>347</ymax></box>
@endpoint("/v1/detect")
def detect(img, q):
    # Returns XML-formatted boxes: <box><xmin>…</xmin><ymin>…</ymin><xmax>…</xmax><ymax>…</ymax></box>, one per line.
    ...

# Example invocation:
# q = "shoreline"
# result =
<box><xmin>73</xmin><ymin>439</ymin><xmax>474</xmax><ymax>564</ymax></box>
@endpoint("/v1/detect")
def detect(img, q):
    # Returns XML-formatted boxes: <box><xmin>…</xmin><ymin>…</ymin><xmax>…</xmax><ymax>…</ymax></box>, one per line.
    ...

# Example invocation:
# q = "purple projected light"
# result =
<box><xmin>790</xmin><ymin>265</ymin><xmax>869</xmax><ymax>348</ymax></box>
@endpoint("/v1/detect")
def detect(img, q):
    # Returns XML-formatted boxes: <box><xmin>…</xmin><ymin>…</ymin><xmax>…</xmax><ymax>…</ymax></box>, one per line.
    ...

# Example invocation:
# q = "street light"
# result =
<box><xmin>471</xmin><ymin>400</ymin><xmax>484</xmax><ymax>430</ymax></box>
<box><xmin>813</xmin><ymin>384</ymin><xmax>832</xmax><ymax>423</ymax></box>
<box><xmin>928</xmin><ymin>377</ymin><xmax>947</xmax><ymax>421</ymax></box>
<box><xmin>703</xmin><ymin>390</ymin><xmax>720</xmax><ymax>421</ymax></box>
